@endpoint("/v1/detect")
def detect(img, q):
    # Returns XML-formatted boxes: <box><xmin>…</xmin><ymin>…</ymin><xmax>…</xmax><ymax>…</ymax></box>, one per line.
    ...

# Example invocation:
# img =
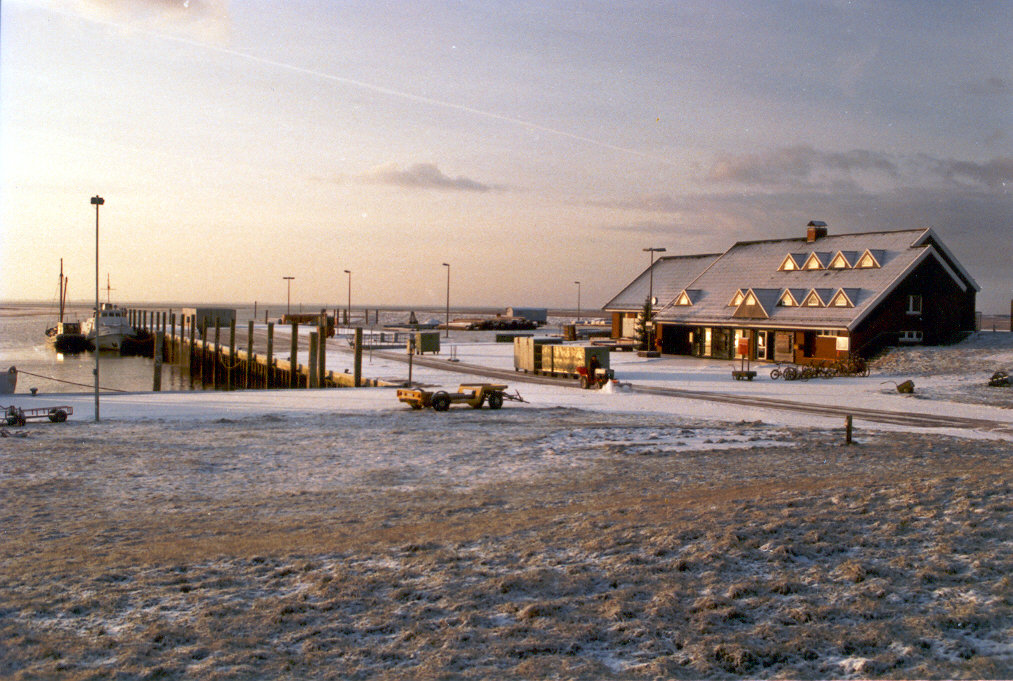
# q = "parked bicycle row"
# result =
<box><xmin>769</xmin><ymin>356</ymin><xmax>870</xmax><ymax>380</ymax></box>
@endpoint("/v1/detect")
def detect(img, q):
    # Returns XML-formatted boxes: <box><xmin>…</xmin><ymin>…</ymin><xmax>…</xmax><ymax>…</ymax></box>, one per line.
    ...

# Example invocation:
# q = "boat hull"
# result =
<box><xmin>1</xmin><ymin>366</ymin><xmax>16</xmax><ymax>395</ymax></box>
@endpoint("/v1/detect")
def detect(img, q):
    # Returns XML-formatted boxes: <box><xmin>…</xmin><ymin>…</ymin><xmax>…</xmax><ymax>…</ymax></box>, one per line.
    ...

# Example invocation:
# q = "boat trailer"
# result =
<box><xmin>4</xmin><ymin>404</ymin><xmax>74</xmax><ymax>427</ymax></box>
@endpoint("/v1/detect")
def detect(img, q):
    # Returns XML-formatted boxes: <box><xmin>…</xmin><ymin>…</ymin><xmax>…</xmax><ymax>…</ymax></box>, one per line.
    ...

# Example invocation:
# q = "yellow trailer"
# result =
<box><xmin>397</xmin><ymin>383</ymin><xmax>521</xmax><ymax>411</ymax></box>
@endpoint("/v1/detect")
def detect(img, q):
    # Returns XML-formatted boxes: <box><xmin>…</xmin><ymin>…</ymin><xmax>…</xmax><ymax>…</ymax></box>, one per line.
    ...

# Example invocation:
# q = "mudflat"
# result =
<box><xmin>2</xmin><ymin>410</ymin><xmax>1011</xmax><ymax>679</ymax></box>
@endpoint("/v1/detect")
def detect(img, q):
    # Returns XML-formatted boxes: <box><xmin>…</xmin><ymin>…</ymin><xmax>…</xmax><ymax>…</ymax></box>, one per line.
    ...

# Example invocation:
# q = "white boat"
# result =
<box><xmin>82</xmin><ymin>303</ymin><xmax>134</xmax><ymax>351</ymax></box>
<box><xmin>1</xmin><ymin>366</ymin><xmax>16</xmax><ymax>395</ymax></box>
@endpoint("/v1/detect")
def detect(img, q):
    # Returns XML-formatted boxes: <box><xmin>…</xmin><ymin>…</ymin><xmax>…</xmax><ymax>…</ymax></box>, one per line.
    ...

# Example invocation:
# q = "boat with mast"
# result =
<box><xmin>81</xmin><ymin>274</ymin><xmax>134</xmax><ymax>351</ymax></box>
<box><xmin>45</xmin><ymin>259</ymin><xmax>91</xmax><ymax>353</ymax></box>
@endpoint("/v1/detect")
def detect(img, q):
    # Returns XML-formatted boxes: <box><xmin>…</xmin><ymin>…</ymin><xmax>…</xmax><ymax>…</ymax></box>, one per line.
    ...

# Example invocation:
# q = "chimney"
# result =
<box><xmin>807</xmin><ymin>220</ymin><xmax>828</xmax><ymax>242</ymax></box>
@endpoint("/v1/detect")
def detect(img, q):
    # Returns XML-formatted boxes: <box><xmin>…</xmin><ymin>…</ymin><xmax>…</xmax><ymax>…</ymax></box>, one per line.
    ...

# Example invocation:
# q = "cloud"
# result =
<box><xmin>69</xmin><ymin>0</ymin><xmax>230</xmax><ymax>35</ymax></box>
<box><xmin>706</xmin><ymin>146</ymin><xmax>1010</xmax><ymax>194</ymax></box>
<box><xmin>347</xmin><ymin>163</ymin><xmax>500</xmax><ymax>192</ymax></box>
<box><xmin>706</xmin><ymin>145</ymin><xmax>899</xmax><ymax>186</ymax></box>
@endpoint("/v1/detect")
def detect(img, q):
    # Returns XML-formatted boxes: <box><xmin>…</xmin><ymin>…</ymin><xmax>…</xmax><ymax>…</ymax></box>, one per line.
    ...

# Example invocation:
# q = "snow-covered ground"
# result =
<box><xmin>7</xmin><ymin>329</ymin><xmax>1012</xmax><ymax>440</ymax></box>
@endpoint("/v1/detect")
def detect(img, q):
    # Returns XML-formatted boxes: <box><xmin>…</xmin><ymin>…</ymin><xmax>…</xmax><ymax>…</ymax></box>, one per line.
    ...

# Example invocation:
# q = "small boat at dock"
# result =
<box><xmin>82</xmin><ymin>302</ymin><xmax>135</xmax><ymax>351</ymax></box>
<box><xmin>45</xmin><ymin>259</ymin><xmax>92</xmax><ymax>353</ymax></box>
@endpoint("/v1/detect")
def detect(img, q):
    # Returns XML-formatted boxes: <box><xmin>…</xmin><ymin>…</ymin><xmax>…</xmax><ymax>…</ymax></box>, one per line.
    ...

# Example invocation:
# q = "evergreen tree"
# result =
<box><xmin>634</xmin><ymin>296</ymin><xmax>652</xmax><ymax>351</ymax></box>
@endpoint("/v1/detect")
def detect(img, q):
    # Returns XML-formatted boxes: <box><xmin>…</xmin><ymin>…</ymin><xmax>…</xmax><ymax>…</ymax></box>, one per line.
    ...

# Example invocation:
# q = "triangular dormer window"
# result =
<box><xmin>728</xmin><ymin>290</ymin><xmax>745</xmax><ymax>307</ymax></box>
<box><xmin>803</xmin><ymin>290</ymin><xmax>824</xmax><ymax>307</ymax></box>
<box><xmin>856</xmin><ymin>249</ymin><xmax>881</xmax><ymax>269</ymax></box>
<box><xmin>743</xmin><ymin>291</ymin><xmax>757</xmax><ymax>306</ymax></box>
<box><xmin>779</xmin><ymin>291</ymin><xmax>798</xmax><ymax>307</ymax></box>
<box><xmin>803</xmin><ymin>252</ymin><xmax>828</xmax><ymax>270</ymax></box>
<box><xmin>675</xmin><ymin>291</ymin><xmax>693</xmax><ymax>306</ymax></box>
<box><xmin>829</xmin><ymin>252</ymin><xmax>852</xmax><ymax>269</ymax></box>
<box><xmin>778</xmin><ymin>254</ymin><xmax>800</xmax><ymax>272</ymax></box>
<box><xmin>830</xmin><ymin>290</ymin><xmax>853</xmax><ymax>307</ymax></box>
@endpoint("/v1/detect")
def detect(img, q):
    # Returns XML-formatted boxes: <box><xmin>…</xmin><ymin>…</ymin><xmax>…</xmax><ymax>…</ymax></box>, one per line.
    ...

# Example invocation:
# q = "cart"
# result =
<box><xmin>576</xmin><ymin>365</ymin><xmax>615</xmax><ymax>389</ymax></box>
<box><xmin>397</xmin><ymin>383</ymin><xmax>522</xmax><ymax>411</ymax></box>
<box><xmin>4</xmin><ymin>404</ymin><xmax>74</xmax><ymax>427</ymax></box>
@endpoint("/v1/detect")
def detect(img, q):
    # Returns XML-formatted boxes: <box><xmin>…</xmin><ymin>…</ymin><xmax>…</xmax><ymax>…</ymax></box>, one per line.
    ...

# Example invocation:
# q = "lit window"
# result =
<box><xmin>804</xmin><ymin>292</ymin><xmax>823</xmax><ymax>307</ymax></box>
<box><xmin>779</xmin><ymin>255</ymin><xmax>798</xmax><ymax>271</ymax></box>
<box><xmin>729</xmin><ymin>291</ymin><xmax>744</xmax><ymax>306</ymax></box>
<box><xmin>856</xmin><ymin>251</ymin><xmax>880</xmax><ymax>269</ymax></box>
<box><xmin>829</xmin><ymin>253</ymin><xmax>851</xmax><ymax>269</ymax></box>
<box><xmin>780</xmin><ymin>292</ymin><xmax>796</xmax><ymax>306</ymax></box>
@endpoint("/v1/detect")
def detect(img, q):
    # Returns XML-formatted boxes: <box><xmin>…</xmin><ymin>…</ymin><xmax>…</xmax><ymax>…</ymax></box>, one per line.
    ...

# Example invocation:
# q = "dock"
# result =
<box><xmin>127</xmin><ymin>309</ymin><xmax>390</xmax><ymax>391</ymax></box>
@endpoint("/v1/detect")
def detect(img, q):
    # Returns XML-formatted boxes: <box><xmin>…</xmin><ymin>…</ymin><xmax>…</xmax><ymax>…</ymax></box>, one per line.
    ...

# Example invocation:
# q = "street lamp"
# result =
<box><xmin>643</xmin><ymin>247</ymin><xmax>667</xmax><ymax>351</ymax></box>
<box><xmin>91</xmin><ymin>195</ymin><xmax>104</xmax><ymax>422</ymax></box>
<box><xmin>442</xmin><ymin>262</ymin><xmax>450</xmax><ymax>338</ymax></box>
<box><xmin>343</xmin><ymin>269</ymin><xmax>351</xmax><ymax>326</ymax></box>
<box><xmin>283</xmin><ymin>276</ymin><xmax>295</xmax><ymax>317</ymax></box>
<box><xmin>574</xmin><ymin>281</ymin><xmax>581</xmax><ymax>324</ymax></box>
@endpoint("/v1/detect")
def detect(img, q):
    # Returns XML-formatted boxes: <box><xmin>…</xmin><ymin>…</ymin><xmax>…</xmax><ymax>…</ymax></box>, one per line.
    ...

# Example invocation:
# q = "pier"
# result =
<box><xmin>127</xmin><ymin>309</ymin><xmax>384</xmax><ymax>391</ymax></box>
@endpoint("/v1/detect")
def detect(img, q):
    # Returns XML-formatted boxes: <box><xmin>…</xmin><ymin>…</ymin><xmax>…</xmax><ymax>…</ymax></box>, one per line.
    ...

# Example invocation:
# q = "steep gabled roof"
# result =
<box><xmin>603</xmin><ymin>253</ymin><xmax>720</xmax><ymax>312</ymax></box>
<box><xmin>649</xmin><ymin>226</ymin><xmax>974</xmax><ymax>330</ymax></box>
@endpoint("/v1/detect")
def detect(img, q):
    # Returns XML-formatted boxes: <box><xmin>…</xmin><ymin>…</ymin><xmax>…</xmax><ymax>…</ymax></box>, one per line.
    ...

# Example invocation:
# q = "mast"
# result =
<box><xmin>58</xmin><ymin>259</ymin><xmax>65</xmax><ymax>323</ymax></box>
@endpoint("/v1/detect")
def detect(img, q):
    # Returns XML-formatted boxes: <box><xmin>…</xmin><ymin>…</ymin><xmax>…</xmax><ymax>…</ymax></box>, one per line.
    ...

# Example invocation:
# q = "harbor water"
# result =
<box><xmin>1</xmin><ymin>302</ymin><xmax>562</xmax><ymax>395</ymax></box>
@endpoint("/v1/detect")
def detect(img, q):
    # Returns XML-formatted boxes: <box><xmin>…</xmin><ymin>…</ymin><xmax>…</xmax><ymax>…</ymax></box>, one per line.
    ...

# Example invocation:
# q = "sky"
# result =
<box><xmin>2</xmin><ymin>0</ymin><xmax>1010</xmax><ymax>313</ymax></box>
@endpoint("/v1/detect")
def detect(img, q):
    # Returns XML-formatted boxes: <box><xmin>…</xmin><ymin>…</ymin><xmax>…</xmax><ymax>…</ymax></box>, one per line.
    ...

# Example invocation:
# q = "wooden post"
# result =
<box><xmin>308</xmin><ymin>332</ymin><xmax>319</xmax><ymax>389</ymax></box>
<box><xmin>168</xmin><ymin>312</ymin><xmax>176</xmax><ymax>362</ymax></box>
<box><xmin>290</xmin><ymin>322</ymin><xmax>299</xmax><ymax>389</ymax></box>
<box><xmin>188</xmin><ymin>317</ymin><xmax>196</xmax><ymax>379</ymax></box>
<box><xmin>246</xmin><ymin>320</ymin><xmax>255</xmax><ymax>389</ymax></box>
<box><xmin>266</xmin><ymin>322</ymin><xmax>274</xmax><ymax>388</ymax></box>
<box><xmin>845</xmin><ymin>414</ymin><xmax>853</xmax><ymax>445</ymax></box>
<box><xmin>318</xmin><ymin>311</ymin><xmax>327</xmax><ymax>386</ymax></box>
<box><xmin>228</xmin><ymin>318</ymin><xmax>236</xmax><ymax>391</ymax></box>
<box><xmin>354</xmin><ymin>327</ymin><xmax>363</xmax><ymax>387</ymax></box>
<box><xmin>199</xmin><ymin>324</ymin><xmax>208</xmax><ymax>385</ymax></box>
<box><xmin>213</xmin><ymin>319</ymin><xmax>221</xmax><ymax>390</ymax></box>
<box><xmin>407</xmin><ymin>336</ymin><xmax>414</xmax><ymax>386</ymax></box>
<box><xmin>153</xmin><ymin>331</ymin><xmax>163</xmax><ymax>392</ymax></box>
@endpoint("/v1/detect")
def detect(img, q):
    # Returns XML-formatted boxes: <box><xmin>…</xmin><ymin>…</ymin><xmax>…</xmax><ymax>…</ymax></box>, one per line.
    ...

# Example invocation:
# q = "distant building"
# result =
<box><xmin>506</xmin><ymin>307</ymin><xmax>548</xmax><ymax>325</ymax></box>
<box><xmin>604</xmin><ymin>222</ymin><xmax>979</xmax><ymax>361</ymax></box>
<box><xmin>182</xmin><ymin>307</ymin><xmax>236</xmax><ymax>331</ymax></box>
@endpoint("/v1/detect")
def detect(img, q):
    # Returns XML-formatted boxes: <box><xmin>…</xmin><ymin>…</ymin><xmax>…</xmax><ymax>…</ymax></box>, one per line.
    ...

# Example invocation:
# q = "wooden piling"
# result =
<box><xmin>266</xmin><ymin>322</ymin><xmax>275</xmax><ymax>388</ymax></box>
<box><xmin>227</xmin><ymin>319</ymin><xmax>236</xmax><ymax>391</ymax></box>
<box><xmin>354</xmin><ymin>327</ymin><xmax>363</xmax><ymax>387</ymax></box>
<box><xmin>246</xmin><ymin>321</ymin><xmax>254</xmax><ymax>389</ymax></box>
<box><xmin>290</xmin><ymin>322</ymin><xmax>299</xmax><ymax>389</ymax></box>
<box><xmin>308</xmin><ymin>332</ymin><xmax>319</xmax><ymax>389</ymax></box>
<box><xmin>845</xmin><ymin>415</ymin><xmax>853</xmax><ymax>445</ymax></box>
<box><xmin>153</xmin><ymin>332</ymin><xmax>163</xmax><ymax>391</ymax></box>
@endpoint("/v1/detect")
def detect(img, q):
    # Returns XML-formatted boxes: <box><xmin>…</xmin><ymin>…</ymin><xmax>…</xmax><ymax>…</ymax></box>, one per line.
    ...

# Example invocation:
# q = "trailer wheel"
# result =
<box><xmin>579</xmin><ymin>375</ymin><xmax>590</xmax><ymax>390</ymax></box>
<box><xmin>431</xmin><ymin>392</ymin><xmax>451</xmax><ymax>412</ymax></box>
<box><xmin>48</xmin><ymin>409</ymin><xmax>68</xmax><ymax>423</ymax></box>
<box><xmin>487</xmin><ymin>392</ymin><xmax>504</xmax><ymax>409</ymax></box>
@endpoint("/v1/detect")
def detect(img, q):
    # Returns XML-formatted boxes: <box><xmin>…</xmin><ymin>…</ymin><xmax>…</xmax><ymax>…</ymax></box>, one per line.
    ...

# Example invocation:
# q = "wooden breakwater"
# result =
<box><xmin>128</xmin><ymin>310</ymin><xmax>382</xmax><ymax>391</ymax></box>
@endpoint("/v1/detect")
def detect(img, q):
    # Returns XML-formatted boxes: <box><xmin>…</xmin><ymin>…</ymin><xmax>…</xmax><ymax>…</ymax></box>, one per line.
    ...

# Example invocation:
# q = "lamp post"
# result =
<box><xmin>643</xmin><ymin>247</ymin><xmax>666</xmax><ymax>351</ymax></box>
<box><xmin>91</xmin><ymin>195</ymin><xmax>104</xmax><ymax>422</ymax></box>
<box><xmin>343</xmin><ymin>269</ymin><xmax>351</xmax><ymax>326</ymax></box>
<box><xmin>442</xmin><ymin>262</ymin><xmax>450</xmax><ymax>338</ymax></box>
<box><xmin>283</xmin><ymin>276</ymin><xmax>295</xmax><ymax>317</ymax></box>
<box><xmin>574</xmin><ymin>281</ymin><xmax>581</xmax><ymax>324</ymax></box>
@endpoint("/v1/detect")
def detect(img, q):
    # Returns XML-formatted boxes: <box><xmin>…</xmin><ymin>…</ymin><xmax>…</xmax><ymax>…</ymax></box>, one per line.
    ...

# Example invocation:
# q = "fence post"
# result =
<box><xmin>153</xmin><ymin>331</ymin><xmax>163</xmax><ymax>391</ymax></box>
<box><xmin>845</xmin><ymin>414</ymin><xmax>853</xmax><ymax>445</ymax></box>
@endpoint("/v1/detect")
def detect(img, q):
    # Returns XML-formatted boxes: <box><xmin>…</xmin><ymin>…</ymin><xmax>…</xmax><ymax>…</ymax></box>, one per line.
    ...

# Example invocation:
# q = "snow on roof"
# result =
<box><xmin>654</xmin><ymin>227</ymin><xmax>966</xmax><ymax>329</ymax></box>
<box><xmin>603</xmin><ymin>253</ymin><xmax>721</xmax><ymax>312</ymax></box>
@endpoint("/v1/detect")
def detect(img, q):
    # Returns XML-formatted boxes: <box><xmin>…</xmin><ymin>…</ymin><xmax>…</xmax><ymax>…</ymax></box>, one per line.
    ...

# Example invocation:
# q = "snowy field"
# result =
<box><xmin>2</xmin><ymin>332</ymin><xmax>1012</xmax><ymax>679</ymax></box>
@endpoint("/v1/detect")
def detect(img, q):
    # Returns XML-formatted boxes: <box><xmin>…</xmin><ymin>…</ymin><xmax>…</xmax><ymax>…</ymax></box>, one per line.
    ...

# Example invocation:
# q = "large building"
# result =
<box><xmin>604</xmin><ymin>222</ymin><xmax>979</xmax><ymax>361</ymax></box>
